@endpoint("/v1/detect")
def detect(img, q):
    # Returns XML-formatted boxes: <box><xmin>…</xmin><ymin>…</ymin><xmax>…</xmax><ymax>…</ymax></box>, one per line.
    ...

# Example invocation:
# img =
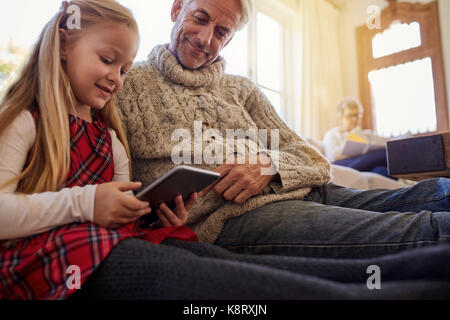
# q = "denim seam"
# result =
<box><xmin>369</xmin><ymin>190</ymin><xmax>450</xmax><ymax>212</ymax></box>
<box><xmin>220</xmin><ymin>239</ymin><xmax>450</xmax><ymax>249</ymax></box>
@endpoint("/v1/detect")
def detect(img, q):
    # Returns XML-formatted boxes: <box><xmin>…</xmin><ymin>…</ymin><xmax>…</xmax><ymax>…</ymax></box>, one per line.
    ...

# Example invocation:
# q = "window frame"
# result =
<box><xmin>356</xmin><ymin>0</ymin><xmax>449</xmax><ymax>135</ymax></box>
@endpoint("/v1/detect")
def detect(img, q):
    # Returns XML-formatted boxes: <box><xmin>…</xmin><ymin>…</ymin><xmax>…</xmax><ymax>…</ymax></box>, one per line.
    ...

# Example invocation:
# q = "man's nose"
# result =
<box><xmin>197</xmin><ymin>27</ymin><xmax>214</xmax><ymax>48</ymax></box>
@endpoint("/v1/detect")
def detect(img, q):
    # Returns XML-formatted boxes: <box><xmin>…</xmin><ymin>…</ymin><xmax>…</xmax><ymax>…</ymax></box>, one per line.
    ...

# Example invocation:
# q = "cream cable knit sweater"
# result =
<box><xmin>116</xmin><ymin>45</ymin><xmax>331</xmax><ymax>243</ymax></box>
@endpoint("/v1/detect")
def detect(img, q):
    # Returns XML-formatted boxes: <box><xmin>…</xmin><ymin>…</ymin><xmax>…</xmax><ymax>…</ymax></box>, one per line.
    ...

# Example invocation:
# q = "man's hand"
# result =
<box><xmin>199</xmin><ymin>154</ymin><xmax>278</xmax><ymax>204</ymax></box>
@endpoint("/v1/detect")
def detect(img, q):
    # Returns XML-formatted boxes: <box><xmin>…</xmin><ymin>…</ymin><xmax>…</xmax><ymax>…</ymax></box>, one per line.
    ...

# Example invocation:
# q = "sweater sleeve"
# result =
<box><xmin>0</xmin><ymin>111</ymin><xmax>97</xmax><ymax>241</ymax></box>
<box><xmin>242</xmin><ymin>80</ymin><xmax>331</xmax><ymax>193</ymax></box>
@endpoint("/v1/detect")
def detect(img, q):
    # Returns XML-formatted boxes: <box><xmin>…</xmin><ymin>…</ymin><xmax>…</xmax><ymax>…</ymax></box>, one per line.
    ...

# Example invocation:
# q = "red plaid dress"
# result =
<box><xmin>0</xmin><ymin>111</ymin><xmax>198</xmax><ymax>300</ymax></box>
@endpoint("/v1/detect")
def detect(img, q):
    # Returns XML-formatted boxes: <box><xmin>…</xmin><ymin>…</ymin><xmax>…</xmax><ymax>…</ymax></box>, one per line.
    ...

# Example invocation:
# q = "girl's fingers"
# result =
<box><xmin>156</xmin><ymin>208</ymin><xmax>171</xmax><ymax>228</ymax></box>
<box><xmin>160</xmin><ymin>202</ymin><xmax>184</xmax><ymax>226</ymax></box>
<box><xmin>119</xmin><ymin>205</ymin><xmax>151</xmax><ymax>220</ymax></box>
<box><xmin>121</xmin><ymin>193</ymin><xmax>150</xmax><ymax>211</ymax></box>
<box><xmin>134</xmin><ymin>207</ymin><xmax>152</xmax><ymax>218</ymax></box>
<box><xmin>173</xmin><ymin>196</ymin><xmax>189</xmax><ymax>221</ymax></box>
<box><xmin>116</xmin><ymin>181</ymin><xmax>142</xmax><ymax>192</ymax></box>
<box><xmin>174</xmin><ymin>195</ymin><xmax>185</xmax><ymax>211</ymax></box>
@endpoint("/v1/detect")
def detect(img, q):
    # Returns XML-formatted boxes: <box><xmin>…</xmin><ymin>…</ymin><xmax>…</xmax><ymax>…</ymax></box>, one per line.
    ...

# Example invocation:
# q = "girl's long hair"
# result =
<box><xmin>0</xmin><ymin>0</ymin><xmax>138</xmax><ymax>194</ymax></box>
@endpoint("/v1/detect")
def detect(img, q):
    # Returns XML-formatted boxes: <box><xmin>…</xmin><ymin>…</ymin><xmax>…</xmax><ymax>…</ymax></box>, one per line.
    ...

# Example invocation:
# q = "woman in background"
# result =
<box><xmin>323</xmin><ymin>97</ymin><xmax>393</xmax><ymax>179</ymax></box>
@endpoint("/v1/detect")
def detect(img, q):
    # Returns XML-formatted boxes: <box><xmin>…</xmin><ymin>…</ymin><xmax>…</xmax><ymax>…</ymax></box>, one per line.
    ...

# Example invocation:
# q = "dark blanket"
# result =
<box><xmin>70</xmin><ymin>238</ymin><xmax>450</xmax><ymax>300</ymax></box>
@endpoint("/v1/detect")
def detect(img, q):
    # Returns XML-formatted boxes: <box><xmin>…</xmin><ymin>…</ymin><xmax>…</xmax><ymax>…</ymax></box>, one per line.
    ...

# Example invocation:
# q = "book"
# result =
<box><xmin>342</xmin><ymin>132</ymin><xmax>387</xmax><ymax>158</ymax></box>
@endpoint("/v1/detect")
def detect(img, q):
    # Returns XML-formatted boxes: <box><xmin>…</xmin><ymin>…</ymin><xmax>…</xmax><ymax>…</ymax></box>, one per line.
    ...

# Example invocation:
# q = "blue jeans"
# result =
<box><xmin>215</xmin><ymin>178</ymin><xmax>450</xmax><ymax>259</ymax></box>
<box><xmin>333</xmin><ymin>149</ymin><xmax>392</xmax><ymax>178</ymax></box>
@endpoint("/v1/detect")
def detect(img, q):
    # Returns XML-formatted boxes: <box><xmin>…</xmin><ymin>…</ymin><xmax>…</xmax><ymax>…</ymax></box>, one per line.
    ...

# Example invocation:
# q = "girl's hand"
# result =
<box><xmin>156</xmin><ymin>193</ymin><xmax>198</xmax><ymax>227</ymax></box>
<box><xmin>94</xmin><ymin>181</ymin><xmax>151</xmax><ymax>229</ymax></box>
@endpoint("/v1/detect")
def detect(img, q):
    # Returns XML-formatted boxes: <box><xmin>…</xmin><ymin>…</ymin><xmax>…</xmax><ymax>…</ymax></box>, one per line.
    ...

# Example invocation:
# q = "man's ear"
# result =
<box><xmin>171</xmin><ymin>0</ymin><xmax>184</xmax><ymax>22</ymax></box>
<box><xmin>59</xmin><ymin>28</ymin><xmax>69</xmax><ymax>61</ymax></box>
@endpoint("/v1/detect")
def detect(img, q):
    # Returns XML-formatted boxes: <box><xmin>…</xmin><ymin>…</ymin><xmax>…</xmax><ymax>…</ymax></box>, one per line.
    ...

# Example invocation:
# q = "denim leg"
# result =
<box><xmin>215</xmin><ymin>180</ymin><xmax>450</xmax><ymax>258</ymax></box>
<box><xmin>310</xmin><ymin>178</ymin><xmax>449</xmax><ymax>213</ymax></box>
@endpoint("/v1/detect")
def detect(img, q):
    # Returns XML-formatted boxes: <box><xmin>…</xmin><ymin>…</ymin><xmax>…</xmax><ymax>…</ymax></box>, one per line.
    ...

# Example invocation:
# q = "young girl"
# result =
<box><xmin>0</xmin><ymin>0</ymin><xmax>197</xmax><ymax>300</ymax></box>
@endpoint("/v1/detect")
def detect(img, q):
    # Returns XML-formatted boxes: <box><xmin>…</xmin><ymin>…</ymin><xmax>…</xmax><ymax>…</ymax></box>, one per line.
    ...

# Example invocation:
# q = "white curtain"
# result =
<box><xmin>297</xmin><ymin>0</ymin><xmax>344</xmax><ymax>141</ymax></box>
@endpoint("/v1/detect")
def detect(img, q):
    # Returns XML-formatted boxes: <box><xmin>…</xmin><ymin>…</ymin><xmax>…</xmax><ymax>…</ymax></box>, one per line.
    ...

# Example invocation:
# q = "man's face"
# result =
<box><xmin>169</xmin><ymin>0</ymin><xmax>242</xmax><ymax>70</ymax></box>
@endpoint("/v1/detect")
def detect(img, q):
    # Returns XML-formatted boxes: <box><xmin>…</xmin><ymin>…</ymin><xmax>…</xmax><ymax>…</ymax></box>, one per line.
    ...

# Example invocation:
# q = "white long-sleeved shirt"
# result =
<box><xmin>323</xmin><ymin>127</ymin><xmax>374</xmax><ymax>163</ymax></box>
<box><xmin>0</xmin><ymin>111</ymin><xmax>130</xmax><ymax>240</ymax></box>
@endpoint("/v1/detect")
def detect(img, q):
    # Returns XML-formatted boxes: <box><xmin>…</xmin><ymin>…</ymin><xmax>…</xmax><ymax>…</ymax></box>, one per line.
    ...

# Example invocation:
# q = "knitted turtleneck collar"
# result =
<box><xmin>148</xmin><ymin>44</ymin><xmax>226</xmax><ymax>88</ymax></box>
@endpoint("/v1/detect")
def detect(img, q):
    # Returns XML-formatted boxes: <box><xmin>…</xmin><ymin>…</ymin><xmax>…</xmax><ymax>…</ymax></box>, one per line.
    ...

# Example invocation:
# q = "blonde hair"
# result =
<box><xmin>0</xmin><ymin>0</ymin><xmax>138</xmax><ymax>194</ymax></box>
<box><xmin>182</xmin><ymin>0</ymin><xmax>253</xmax><ymax>30</ymax></box>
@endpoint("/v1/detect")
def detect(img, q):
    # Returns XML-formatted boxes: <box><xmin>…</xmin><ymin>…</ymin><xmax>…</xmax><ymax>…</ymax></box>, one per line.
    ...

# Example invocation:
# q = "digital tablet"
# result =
<box><xmin>136</xmin><ymin>165</ymin><xmax>221</xmax><ymax>210</ymax></box>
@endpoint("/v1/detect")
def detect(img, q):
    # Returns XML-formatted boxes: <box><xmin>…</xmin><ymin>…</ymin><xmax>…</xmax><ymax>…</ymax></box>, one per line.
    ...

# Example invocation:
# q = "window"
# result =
<box><xmin>219</xmin><ymin>1</ymin><xmax>302</xmax><ymax>133</ymax></box>
<box><xmin>368</xmin><ymin>57</ymin><xmax>437</xmax><ymax>136</ymax></box>
<box><xmin>1</xmin><ymin>0</ymin><xmax>63</xmax><ymax>98</ymax></box>
<box><xmin>221</xmin><ymin>25</ymin><xmax>249</xmax><ymax>78</ymax></box>
<box><xmin>1</xmin><ymin>0</ymin><xmax>298</xmax><ymax>128</ymax></box>
<box><xmin>222</xmin><ymin>6</ymin><xmax>289</xmax><ymax>119</ymax></box>
<box><xmin>356</xmin><ymin>1</ymin><xmax>449</xmax><ymax>136</ymax></box>
<box><xmin>117</xmin><ymin>0</ymin><xmax>173</xmax><ymax>61</ymax></box>
<box><xmin>372</xmin><ymin>22</ymin><xmax>421</xmax><ymax>59</ymax></box>
<box><xmin>0</xmin><ymin>1</ymin><xmax>174</xmax><ymax>98</ymax></box>
<box><xmin>255</xmin><ymin>13</ymin><xmax>284</xmax><ymax>116</ymax></box>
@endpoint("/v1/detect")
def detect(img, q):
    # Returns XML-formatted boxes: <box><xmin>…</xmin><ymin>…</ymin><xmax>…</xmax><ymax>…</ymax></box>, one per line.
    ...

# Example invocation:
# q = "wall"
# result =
<box><xmin>338</xmin><ymin>0</ymin><xmax>450</xmax><ymax>126</ymax></box>
<box><xmin>278</xmin><ymin>0</ymin><xmax>299</xmax><ymax>11</ymax></box>
<box><xmin>438</xmin><ymin>0</ymin><xmax>450</xmax><ymax>126</ymax></box>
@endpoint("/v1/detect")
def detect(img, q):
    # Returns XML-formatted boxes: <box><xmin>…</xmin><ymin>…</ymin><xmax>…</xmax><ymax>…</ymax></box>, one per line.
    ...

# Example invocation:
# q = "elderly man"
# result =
<box><xmin>116</xmin><ymin>0</ymin><xmax>450</xmax><ymax>258</ymax></box>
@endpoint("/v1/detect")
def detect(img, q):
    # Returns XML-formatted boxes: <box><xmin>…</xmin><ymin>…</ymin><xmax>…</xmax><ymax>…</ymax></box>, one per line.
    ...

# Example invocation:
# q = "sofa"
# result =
<box><xmin>307</xmin><ymin>138</ymin><xmax>413</xmax><ymax>190</ymax></box>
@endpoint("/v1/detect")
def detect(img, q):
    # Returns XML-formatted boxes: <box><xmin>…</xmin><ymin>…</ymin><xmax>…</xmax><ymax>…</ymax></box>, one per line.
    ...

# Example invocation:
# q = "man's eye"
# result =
<box><xmin>101</xmin><ymin>57</ymin><xmax>112</xmax><ymax>64</ymax></box>
<box><xmin>194</xmin><ymin>16</ymin><xmax>207</xmax><ymax>24</ymax></box>
<box><xmin>216</xmin><ymin>30</ymin><xmax>227</xmax><ymax>39</ymax></box>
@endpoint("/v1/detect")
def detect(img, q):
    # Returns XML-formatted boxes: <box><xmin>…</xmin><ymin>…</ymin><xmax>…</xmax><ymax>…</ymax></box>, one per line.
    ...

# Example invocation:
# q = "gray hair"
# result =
<box><xmin>337</xmin><ymin>97</ymin><xmax>364</xmax><ymax>117</ymax></box>
<box><xmin>182</xmin><ymin>0</ymin><xmax>253</xmax><ymax>30</ymax></box>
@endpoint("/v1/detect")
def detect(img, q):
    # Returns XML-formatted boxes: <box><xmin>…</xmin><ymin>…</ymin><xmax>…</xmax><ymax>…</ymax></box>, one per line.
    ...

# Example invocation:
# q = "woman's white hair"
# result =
<box><xmin>337</xmin><ymin>97</ymin><xmax>364</xmax><ymax>117</ymax></box>
<box><xmin>182</xmin><ymin>0</ymin><xmax>253</xmax><ymax>30</ymax></box>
